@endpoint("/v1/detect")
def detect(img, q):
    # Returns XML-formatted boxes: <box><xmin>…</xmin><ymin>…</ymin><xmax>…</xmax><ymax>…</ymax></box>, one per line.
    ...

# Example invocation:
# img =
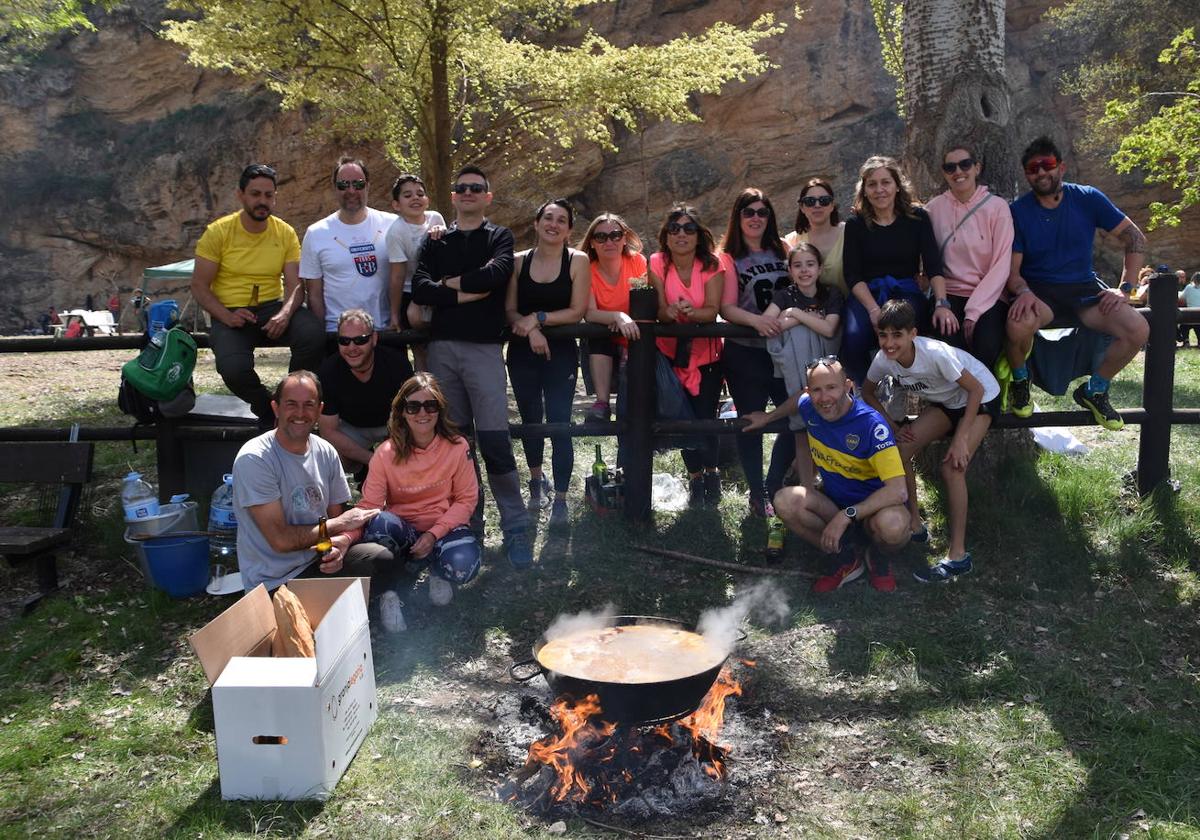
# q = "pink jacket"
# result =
<box><xmin>358</xmin><ymin>435</ymin><xmax>478</xmax><ymax>540</ymax></box>
<box><xmin>925</xmin><ymin>186</ymin><xmax>1014</xmax><ymax>324</ymax></box>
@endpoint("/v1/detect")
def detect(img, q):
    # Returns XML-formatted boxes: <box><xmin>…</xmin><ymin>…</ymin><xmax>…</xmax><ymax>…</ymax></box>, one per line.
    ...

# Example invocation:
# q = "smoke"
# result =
<box><xmin>697</xmin><ymin>580</ymin><xmax>790</xmax><ymax>654</ymax></box>
<box><xmin>543</xmin><ymin>603</ymin><xmax>618</xmax><ymax>642</ymax></box>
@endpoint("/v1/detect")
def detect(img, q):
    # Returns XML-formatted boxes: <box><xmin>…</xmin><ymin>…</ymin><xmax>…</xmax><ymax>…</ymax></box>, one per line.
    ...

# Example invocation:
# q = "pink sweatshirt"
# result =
<box><xmin>924</xmin><ymin>186</ymin><xmax>1014</xmax><ymax>324</ymax></box>
<box><xmin>357</xmin><ymin>435</ymin><xmax>478</xmax><ymax>540</ymax></box>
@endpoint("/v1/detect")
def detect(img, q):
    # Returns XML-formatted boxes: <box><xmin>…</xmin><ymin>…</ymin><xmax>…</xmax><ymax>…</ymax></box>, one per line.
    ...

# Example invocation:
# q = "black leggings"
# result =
<box><xmin>681</xmin><ymin>362</ymin><xmax>723</xmax><ymax>473</ymax></box>
<box><xmin>722</xmin><ymin>341</ymin><xmax>795</xmax><ymax>498</ymax></box>
<box><xmin>507</xmin><ymin>339</ymin><xmax>578</xmax><ymax>493</ymax></box>
<box><xmin>942</xmin><ymin>294</ymin><xmax>1009</xmax><ymax>371</ymax></box>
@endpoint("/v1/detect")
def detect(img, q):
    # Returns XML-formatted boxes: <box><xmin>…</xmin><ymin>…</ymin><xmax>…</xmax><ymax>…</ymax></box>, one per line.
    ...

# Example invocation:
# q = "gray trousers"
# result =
<box><xmin>427</xmin><ymin>340</ymin><xmax>529</xmax><ymax>533</ymax></box>
<box><xmin>209</xmin><ymin>301</ymin><xmax>326</xmax><ymax>421</ymax></box>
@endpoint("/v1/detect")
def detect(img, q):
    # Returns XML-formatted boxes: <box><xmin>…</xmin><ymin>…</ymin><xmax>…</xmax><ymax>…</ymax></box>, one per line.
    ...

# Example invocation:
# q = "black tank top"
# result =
<box><xmin>517</xmin><ymin>248</ymin><xmax>574</xmax><ymax>315</ymax></box>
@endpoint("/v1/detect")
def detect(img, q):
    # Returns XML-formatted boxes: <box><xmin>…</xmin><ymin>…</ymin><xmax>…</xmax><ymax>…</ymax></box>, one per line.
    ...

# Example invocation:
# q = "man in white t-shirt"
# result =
<box><xmin>862</xmin><ymin>299</ymin><xmax>1000</xmax><ymax>584</ymax></box>
<box><xmin>300</xmin><ymin>156</ymin><xmax>399</xmax><ymax>333</ymax></box>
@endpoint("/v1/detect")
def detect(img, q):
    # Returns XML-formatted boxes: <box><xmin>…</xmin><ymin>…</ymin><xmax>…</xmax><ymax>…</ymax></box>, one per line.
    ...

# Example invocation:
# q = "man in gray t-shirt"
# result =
<box><xmin>232</xmin><ymin>371</ymin><xmax>381</xmax><ymax>591</ymax></box>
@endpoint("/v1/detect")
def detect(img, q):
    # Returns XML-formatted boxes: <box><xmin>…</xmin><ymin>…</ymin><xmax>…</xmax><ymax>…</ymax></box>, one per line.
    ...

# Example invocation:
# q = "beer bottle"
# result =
<box><xmin>248</xmin><ymin>284</ymin><xmax>260</xmax><ymax>307</ymax></box>
<box><xmin>592</xmin><ymin>444</ymin><xmax>607</xmax><ymax>483</ymax></box>
<box><xmin>314</xmin><ymin>516</ymin><xmax>333</xmax><ymax>560</ymax></box>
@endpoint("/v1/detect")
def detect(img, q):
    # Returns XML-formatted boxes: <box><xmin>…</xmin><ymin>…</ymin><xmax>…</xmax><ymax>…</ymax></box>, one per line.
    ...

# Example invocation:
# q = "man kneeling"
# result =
<box><xmin>743</xmin><ymin>357</ymin><xmax>909</xmax><ymax>592</ymax></box>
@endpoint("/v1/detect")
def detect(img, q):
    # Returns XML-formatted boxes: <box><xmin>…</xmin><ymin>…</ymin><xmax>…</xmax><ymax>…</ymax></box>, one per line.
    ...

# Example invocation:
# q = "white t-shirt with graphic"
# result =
<box><xmin>385</xmin><ymin>210</ymin><xmax>446</xmax><ymax>294</ymax></box>
<box><xmin>867</xmin><ymin>336</ymin><xmax>999</xmax><ymax>410</ymax></box>
<box><xmin>300</xmin><ymin>208</ymin><xmax>399</xmax><ymax>330</ymax></box>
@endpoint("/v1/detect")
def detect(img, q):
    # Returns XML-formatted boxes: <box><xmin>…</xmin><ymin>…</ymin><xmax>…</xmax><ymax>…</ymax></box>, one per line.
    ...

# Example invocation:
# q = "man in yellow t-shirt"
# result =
<box><xmin>191</xmin><ymin>164</ymin><xmax>325</xmax><ymax>425</ymax></box>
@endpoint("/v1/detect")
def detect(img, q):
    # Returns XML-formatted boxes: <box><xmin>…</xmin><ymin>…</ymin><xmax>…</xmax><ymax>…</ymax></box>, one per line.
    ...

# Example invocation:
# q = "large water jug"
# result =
<box><xmin>208</xmin><ymin>473</ymin><xmax>238</xmax><ymax>563</ymax></box>
<box><xmin>121</xmin><ymin>472</ymin><xmax>160</xmax><ymax>522</ymax></box>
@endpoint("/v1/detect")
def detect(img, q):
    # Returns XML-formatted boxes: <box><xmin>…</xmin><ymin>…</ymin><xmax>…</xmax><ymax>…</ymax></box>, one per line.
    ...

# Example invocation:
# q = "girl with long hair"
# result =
<box><xmin>785</xmin><ymin>178</ymin><xmax>847</xmax><ymax>293</ymax></box>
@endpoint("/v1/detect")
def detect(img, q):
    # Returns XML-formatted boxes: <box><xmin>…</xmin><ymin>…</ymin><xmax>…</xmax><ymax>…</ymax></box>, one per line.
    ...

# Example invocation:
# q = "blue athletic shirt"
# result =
<box><xmin>797</xmin><ymin>394</ymin><xmax>905</xmax><ymax>509</ymax></box>
<box><xmin>1010</xmin><ymin>182</ymin><xmax>1125</xmax><ymax>286</ymax></box>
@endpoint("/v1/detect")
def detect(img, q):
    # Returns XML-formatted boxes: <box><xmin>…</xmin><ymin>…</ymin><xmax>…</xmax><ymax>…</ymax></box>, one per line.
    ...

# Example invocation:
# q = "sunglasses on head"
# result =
<box><xmin>805</xmin><ymin>354</ymin><xmax>839</xmax><ymax>371</ymax></box>
<box><xmin>592</xmin><ymin>229</ymin><xmax>625</xmax><ymax>243</ymax></box>
<box><xmin>1024</xmin><ymin>156</ymin><xmax>1059</xmax><ymax>175</ymax></box>
<box><xmin>335</xmin><ymin>179</ymin><xmax>367</xmax><ymax>191</ymax></box>
<box><xmin>403</xmin><ymin>399</ymin><xmax>440</xmax><ymax>415</ymax></box>
<box><xmin>666</xmin><ymin>221</ymin><xmax>699</xmax><ymax>235</ymax></box>
<box><xmin>452</xmin><ymin>182</ymin><xmax>487</xmax><ymax>194</ymax></box>
<box><xmin>941</xmin><ymin>158</ymin><xmax>976</xmax><ymax>173</ymax></box>
<box><xmin>740</xmin><ymin>206</ymin><xmax>771</xmax><ymax>219</ymax></box>
<box><xmin>337</xmin><ymin>334</ymin><xmax>371</xmax><ymax>346</ymax></box>
<box><xmin>801</xmin><ymin>195</ymin><xmax>834</xmax><ymax>208</ymax></box>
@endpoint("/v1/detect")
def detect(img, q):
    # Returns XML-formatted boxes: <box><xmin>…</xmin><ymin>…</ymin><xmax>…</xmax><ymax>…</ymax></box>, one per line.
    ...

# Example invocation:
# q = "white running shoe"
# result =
<box><xmin>379</xmin><ymin>590</ymin><xmax>406</xmax><ymax>632</ymax></box>
<box><xmin>428</xmin><ymin>575</ymin><xmax>454</xmax><ymax>607</ymax></box>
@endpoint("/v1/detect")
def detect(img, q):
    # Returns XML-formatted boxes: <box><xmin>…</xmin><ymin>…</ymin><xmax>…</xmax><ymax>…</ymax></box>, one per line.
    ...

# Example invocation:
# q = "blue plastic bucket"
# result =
<box><xmin>142</xmin><ymin>534</ymin><xmax>209</xmax><ymax>597</ymax></box>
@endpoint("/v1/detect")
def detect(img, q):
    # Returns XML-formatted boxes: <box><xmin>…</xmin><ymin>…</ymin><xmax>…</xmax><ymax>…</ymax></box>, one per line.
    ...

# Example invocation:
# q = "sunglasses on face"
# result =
<box><xmin>592</xmin><ymin>229</ymin><xmax>625</xmax><ymax>243</ymax></box>
<box><xmin>337</xmin><ymin>334</ymin><xmax>371</xmax><ymax>346</ymax></box>
<box><xmin>666</xmin><ymin>221</ymin><xmax>699</xmax><ymax>235</ymax></box>
<box><xmin>942</xmin><ymin>158</ymin><xmax>976</xmax><ymax>173</ymax></box>
<box><xmin>335</xmin><ymin>179</ymin><xmax>367</xmax><ymax>191</ymax></box>
<box><xmin>740</xmin><ymin>206</ymin><xmax>771</xmax><ymax>219</ymax></box>
<box><xmin>403</xmin><ymin>399</ymin><xmax>440</xmax><ymax>415</ymax></box>
<box><xmin>452</xmin><ymin>182</ymin><xmax>487</xmax><ymax>194</ymax></box>
<box><xmin>1024</xmin><ymin>156</ymin><xmax>1059</xmax><ymax>175</ymax></box>
<box><xmin>805</xmin><ymin>354</ymin><xmax>839</xmax><ymax>371</ymax></box>
<box><xmin>801</xmin><ymin>195</ymin><xmax>834</xmax><ymax>208</ymax></box>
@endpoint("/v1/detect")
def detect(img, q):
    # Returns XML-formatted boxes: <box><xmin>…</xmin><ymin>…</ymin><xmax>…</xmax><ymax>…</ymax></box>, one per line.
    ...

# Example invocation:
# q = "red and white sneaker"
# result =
<box><xmin>866</xmin><ymin>547</ymin><xmax>897</xmax><ymax>592</ymax></box>
<box><xmin>811</xmin><ymin>551</ymin><xmax>864</xmax><ymax>594</ymax></box>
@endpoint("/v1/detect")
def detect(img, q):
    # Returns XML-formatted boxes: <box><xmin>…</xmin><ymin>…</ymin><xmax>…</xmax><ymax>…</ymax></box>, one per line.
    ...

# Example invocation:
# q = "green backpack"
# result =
<box><xmin>121</xmin><ymin>326</ymin><xmax>198</xmax><ymax>401</ymax></box>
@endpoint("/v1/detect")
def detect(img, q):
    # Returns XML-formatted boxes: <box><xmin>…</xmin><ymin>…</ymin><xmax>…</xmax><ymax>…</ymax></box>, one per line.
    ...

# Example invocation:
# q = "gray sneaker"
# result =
<box><xmin>549</xmin><ymin>497</ymin><xmax>569</xmax><ymax>529</ymax></box>
<box><xmin>428</xmin><ymin>575</ymin><xmax>453</xmax><ymax>607</ymax></box>
<box><xmin>528</xmin><ymin>475</ymin><xmax>552</xmax><ymax>510</ymax></box>
<box><xmin>379</xmin><ymin>590</ymin><xmax>406</xmax><ymax>631</ymax></box>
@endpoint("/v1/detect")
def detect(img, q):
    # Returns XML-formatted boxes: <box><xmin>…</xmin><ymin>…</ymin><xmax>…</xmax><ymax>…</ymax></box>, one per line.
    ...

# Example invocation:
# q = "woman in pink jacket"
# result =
<box><xmin>360</xmin><ymin>372</ymin><xmax>480</xmax><ymax>607</ymax></box>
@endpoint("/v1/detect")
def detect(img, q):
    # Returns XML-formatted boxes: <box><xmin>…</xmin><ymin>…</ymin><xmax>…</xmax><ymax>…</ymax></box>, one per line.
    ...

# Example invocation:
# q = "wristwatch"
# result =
<box><xmin>536</xmin><ymin>311</ymin><xmax>547</xmax><ymax>325</ymax></box>
<box><xmin>843</xmin><ymin>506</ymin><xmax>858</xmax><ymax>521</ymax></box>
<box><xmin>935</xmin><ymin>298</ymin><xmax>952</xmax><ymax>310</ymax></box>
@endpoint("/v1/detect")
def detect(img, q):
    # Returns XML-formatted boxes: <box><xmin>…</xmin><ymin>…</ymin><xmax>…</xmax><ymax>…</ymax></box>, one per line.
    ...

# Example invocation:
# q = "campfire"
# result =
<box><xmin>499</xmin><ymin>668</ymin><xmax>744</xmax><ymax>818</ymax></box>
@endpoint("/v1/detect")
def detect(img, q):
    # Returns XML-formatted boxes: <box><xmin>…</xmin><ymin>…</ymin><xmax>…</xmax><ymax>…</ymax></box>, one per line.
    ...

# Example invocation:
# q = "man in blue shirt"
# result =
<box><xmin>1004</xmin><ymin>136</ymin><xmax>1148</xmax><ymax>430</ymax></box>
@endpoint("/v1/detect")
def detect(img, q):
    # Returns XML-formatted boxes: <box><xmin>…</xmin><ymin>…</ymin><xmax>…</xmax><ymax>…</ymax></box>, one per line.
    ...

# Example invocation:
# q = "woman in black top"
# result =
<box><xmin>505</xmin><ymin>198</ymin><xmax>591</xmax><ymax>527</ymax></box>
<box><xmin>841</xmin><ymin>156</ymin><xmax>947</xmax><ymax>383</ymax></box>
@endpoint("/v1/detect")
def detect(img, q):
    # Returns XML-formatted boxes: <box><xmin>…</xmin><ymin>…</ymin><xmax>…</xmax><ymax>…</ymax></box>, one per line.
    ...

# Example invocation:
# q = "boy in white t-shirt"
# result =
<box><xmin>385</xmin><ymin>173</ymin><xmax>446</xmax><ymax>370</ymax></box>
<box><xmin>862</xmin><ymin>299</ymin><xmax>1000</xmax><ymax>582</ymax></box>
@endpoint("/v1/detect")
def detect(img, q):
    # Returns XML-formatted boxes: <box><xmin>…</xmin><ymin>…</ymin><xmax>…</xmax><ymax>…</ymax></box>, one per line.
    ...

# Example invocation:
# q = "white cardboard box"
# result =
<box><xmin>188</xmin><ymin>577</ymin><xmax>378</xmax><ymax>800</ymax></box>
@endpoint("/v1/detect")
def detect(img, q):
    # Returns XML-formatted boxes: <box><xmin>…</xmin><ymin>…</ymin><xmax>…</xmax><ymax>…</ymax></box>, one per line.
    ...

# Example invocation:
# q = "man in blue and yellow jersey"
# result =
<box><xmin>743</xmin><ymin>357</ymin><xmax>910</xmax><ymax>593</ymax></box>
<box><xmin>191</xmin><ymin>163</ymin><xmax>325</xmax><ymax>426</ymax></box>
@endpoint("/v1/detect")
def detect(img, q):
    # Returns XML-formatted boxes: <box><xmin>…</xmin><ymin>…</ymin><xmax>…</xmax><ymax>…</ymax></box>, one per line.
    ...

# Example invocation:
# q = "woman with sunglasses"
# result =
<box><xmin>650</xmin><ymin>204</ymin><xmax>733</xmax><ymax>505</ymax></box>
<box><xmin>582</xmin><ymin>213</ymin><xmax>647</xmax><ymax>423</ymax></box>
<box><xmin>716</xmin><ymin>188</ymin><xmax>796</xmax><ymax>518</ymax></box>
<box><xmin>841</xmin><ymin>155</ymin><xmax>946</xmax><ymax>384</ymax></box>
<box><xmin>505</xmin><ymin>198</ymin><xmax>591</xmax><ymax>526</ymax></box>
<box><xmin>785</xmin><ymin>178</ymin><xmax>847</xmax><ymax>293</ymax></box>
<box><xmin>922</xmin><ymin>143</ymin><xmax>1013</xmax><ymax>369</ymax></box>
<box><xmin>358</xmin><ymin>373</ymin><xmax>480</xmax><ymax>608</ymax></box>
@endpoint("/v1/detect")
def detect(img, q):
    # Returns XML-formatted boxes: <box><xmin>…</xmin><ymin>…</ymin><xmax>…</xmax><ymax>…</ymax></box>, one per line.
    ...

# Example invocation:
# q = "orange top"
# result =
<box><xmin>357</xmin><ymin>435</ymin><xmax>478</xmax><ymax>540</ymax></box>
<box><xmin>590</xmin><ymin>252</ymin><xmax>647</xmax><ymax>348</ymax></box>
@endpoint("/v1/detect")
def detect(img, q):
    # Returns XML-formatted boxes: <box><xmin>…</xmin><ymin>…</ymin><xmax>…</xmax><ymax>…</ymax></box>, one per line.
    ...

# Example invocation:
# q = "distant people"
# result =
<box><xmin>38</xmin><ymin>308</ymin><xmax>53</xmax><ymax>335</ymax></box>
<box><xmin>1181</xmin><ymin>272</ymin><xmax>1200</xmax><ymax>347</ymax></box>
<box><xmin>649</xmin><ymin>204</ymin><xmax>730</xmax><ymax>506</ymax></box>
<box><xmin>841</xmin><ymin>156</ymin><xmax>943</xmax><ymax>384</ymax></box>
<box><xmin>317</xmin><ymin>309</ymin><xmax>414</xmax><ymax>479</ymax></box>
<box><xmin>862</xmin><ymin>300</ymin><xmax>999</xmax><ymax>582</ymax></box>
<box><xmin>923</xmin><ymin>143</ymin><xmax>1014</xmax><ymax>369</ymax></box>
<box><xmin>357</xmin><ymin>373</ymin><xmax>481</xmax><ymax>609</ymax></box>
<box><xmin>232</xmin><ymin>371</ymin><xmax>382</xmax><ymax>593</ymax></box>
<box><xmin>785</xmin><ymin>178</ymin><xmax>847</xmax><ymax>293</ymax></box>
<box><xmin>742</xmin><ymin>357</ymin><xmax>909</xmax><ymax>593</ymax></box>
<box><xmin>63</xmin><ymin>317</ymin><xmax>83</xmax><ymax>339</ymax></box>
<box><xmin>107</xmin><ymin>292</ymin><xmax>121</xmax><ymax>328</ymax></box>
<box><xmin>717</xmin><ymin>187</ymin><xmax>796</xmax><ymax>519</ymax></box>
<box><xmin>300</xmin><ymin>155</ymin><xmax>399</xmax><ymax>335</ymax></box>
<box><xmin>410</xmin><ymin>164</ymin><xmax>531</xmax><ymax>567</ymax></box>
<box><xmin>582</xmin><ymin>213</ymin><xmax>646</xmax><ymax>422</ymax></box>
<box><xmin>84</xmin><ymin>293</ymin><xmax>94</xmax><ymax>311</ymax></box>
<box><xmin>385</xmin><ymin>173</ymin><xmax>446</xmax><ymax>371</ymax></box>
<box><xmin>505</xmin><ymin>199</ymin><xmax>590</xmax><ymax>526</ymax></box>
<box><xmin>192</xmin><ymin>163</ymin><xmax>325</xmax><ymax>425</ymax></box>
<box><xmin>1130</xmin><ymin>266</ymin><xmax>1153</xmax><ymax>306</ymax></box>
<box><xmin>1005</xmin><ymin>136</ymin><xmax>1149</xmax><ymax>430</ymax></box>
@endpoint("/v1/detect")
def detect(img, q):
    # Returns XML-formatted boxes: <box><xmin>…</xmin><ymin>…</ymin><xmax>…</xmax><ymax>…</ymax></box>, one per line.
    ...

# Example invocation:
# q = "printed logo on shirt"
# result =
<box><xmin>897</xmin><ymin>378</ymin><xmax>929</xmax><ymax>392</ymax></box>
<box><xmin>350</xmin><ymin>243</ymin><xmax>378</xmax><ymax>277</ymax></box>
<box><xmin>290</xmin><ymin>484</ymin><xmax>324</xmax><ymax>517</ymax></box>
<box><xmin>845</xmin><ymin>433</ymin><xmax>860</xmax><ymax>450</ymax></box>
<box><xmin>873</xmin><ymin>423</ymin><xmax>889</xmax><ymax>442</ymax></box>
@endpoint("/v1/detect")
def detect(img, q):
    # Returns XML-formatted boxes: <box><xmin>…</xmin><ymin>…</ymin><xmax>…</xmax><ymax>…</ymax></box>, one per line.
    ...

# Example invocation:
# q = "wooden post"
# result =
<box><xmin>1137</xmin><ymin>270</ymin><xmax>1177</xmax><ymax>495</ymax></box>
<box><xmin>623</xmin><ymin>289</ymin><xmax>658</xmax><ymax>520</ymax></box>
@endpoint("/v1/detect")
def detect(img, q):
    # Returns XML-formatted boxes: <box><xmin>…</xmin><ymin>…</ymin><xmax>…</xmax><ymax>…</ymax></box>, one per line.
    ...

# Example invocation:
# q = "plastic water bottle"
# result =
<box><xmin>208</xmin><ymin>473</ymin><xmax>238</xmax><ymax>563</ymax></box>
<box><xmin>121</xmin><ymin>472</ymin><xmax>160</xmax><ymax>521</ymax></box>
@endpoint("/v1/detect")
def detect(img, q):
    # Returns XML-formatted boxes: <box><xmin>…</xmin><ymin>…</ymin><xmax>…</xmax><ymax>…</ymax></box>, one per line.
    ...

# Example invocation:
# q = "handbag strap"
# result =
<box><xmin>939</xmin><ymin>192</ymin><xmax>997</xmax><ymax>258</ymax></box>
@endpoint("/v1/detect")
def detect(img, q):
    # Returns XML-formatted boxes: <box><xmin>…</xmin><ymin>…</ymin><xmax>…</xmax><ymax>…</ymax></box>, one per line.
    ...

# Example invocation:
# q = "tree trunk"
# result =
<box><xmin>424</xmin><ymin>16</ymin><xmax>453</xmax><ymax>214</ymax></box>
<box><xmin>901</xmin><ymin>0</ymin><xmax>1019</xmax><ymax>200</ymax></box>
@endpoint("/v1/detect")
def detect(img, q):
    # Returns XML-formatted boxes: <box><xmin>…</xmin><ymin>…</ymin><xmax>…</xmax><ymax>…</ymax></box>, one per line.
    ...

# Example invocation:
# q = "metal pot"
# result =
<box><xmin>509</xmin><ymin>615</ymin><xmax>737</xmax><ymax>726</ymax></box>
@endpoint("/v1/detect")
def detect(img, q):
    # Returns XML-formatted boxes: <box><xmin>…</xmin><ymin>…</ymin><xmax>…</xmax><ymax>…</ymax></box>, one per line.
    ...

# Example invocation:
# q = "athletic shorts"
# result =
<box><xmin>929</xmin><ymin>397</ymin><xmax>1000</xmax><ymax>432</ymax></box>
<box><xmin>1029</xmin><ymin>279</ymin><xmax>1107</xmax><ymax>323</ymax></box>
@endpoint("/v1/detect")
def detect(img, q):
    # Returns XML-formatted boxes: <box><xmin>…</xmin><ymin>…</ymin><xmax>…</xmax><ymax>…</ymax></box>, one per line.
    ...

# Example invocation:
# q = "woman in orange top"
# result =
<box><xmin>582</xmin><ymin>212</ymin><xmax>647</xmax><ymax>422</ymax></box>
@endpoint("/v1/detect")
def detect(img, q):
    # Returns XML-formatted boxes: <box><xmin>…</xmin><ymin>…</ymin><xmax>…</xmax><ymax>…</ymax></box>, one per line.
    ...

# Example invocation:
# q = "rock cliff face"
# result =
<box><xmin>0</xmin><ymin>0</ymin><xmax>1193</xmax><ymax>331</ymax></box>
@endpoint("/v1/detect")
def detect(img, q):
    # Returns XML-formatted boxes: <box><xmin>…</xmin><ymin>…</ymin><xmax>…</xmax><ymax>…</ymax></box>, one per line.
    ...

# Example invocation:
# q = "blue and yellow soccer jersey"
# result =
<box><xmin>797</xmin><ymin>394</ymin><xmax>905</xmax><ymax>508</ymax></box>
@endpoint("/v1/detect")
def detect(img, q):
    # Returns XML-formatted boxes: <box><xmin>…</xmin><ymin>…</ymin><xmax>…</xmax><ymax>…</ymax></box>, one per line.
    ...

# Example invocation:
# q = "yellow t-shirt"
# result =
<box><xmin>194</xmin><ymin>212</ymin><xmax>300</xmax><ymax>308</ymax></box>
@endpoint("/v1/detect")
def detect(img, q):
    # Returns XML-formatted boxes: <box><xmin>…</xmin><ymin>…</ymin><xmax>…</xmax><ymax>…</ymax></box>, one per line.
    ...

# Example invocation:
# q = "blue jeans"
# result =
<box><xmin>841</xmin><ymin>278</ymin><xmax>927</xmax><ymax>384</ymax></box>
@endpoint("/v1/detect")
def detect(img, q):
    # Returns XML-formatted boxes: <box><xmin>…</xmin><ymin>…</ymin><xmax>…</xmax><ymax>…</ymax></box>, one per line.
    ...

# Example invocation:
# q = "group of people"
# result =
<box><xmin>193</xmin><ymin>134</ymin><xmax>1153</xmax><ymax>614</ymax></box>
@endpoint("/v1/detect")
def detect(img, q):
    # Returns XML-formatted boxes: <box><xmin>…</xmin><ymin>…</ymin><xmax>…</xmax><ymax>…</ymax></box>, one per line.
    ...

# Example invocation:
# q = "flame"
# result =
<box><xmin>677</xmin><ymin>668</ymin><xmax>742</xmax><ymax>778</ymax></box>
<box><xmin>525</xmin><ymin>694</ymin><xmax>613</xmax><ymax>802</ymax></box>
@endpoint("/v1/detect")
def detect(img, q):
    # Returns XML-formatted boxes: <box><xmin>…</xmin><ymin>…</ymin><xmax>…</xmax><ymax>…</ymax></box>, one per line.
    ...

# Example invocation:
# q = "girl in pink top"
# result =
<box><xmin>359</xmin><ymin>372</ymin><xmax>480</xmax><ymax>607</ymax></box>
<box><xmin>923</xmin><ymin>142</ymin><xmax>1014</xmax><ymax>368</ymax></box>
<box><xmin>648</xmin><ymin>204</ymin><xmax>734</xmax><ymax>506</ymax></box>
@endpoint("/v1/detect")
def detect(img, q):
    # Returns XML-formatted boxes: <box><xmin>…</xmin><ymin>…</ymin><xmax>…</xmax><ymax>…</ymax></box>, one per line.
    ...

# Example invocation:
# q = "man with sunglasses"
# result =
<box><xmin>410</xmin><ymin>165</ymin><xmax>532</xmax><ymax>568</ymax></box>
<box><xmin>1005</xmin><ymin>136</ymin><xmax>1149</xmax><ymax>430</ymax></box>
<box><xmin>192</xmin><ymin>163</ymin><xmax>325</xmax><ymax>427</ymax></box>
<box><xmin>300</xmin><ymin>156</ymin><xmax>400</xmax><ymax>336</ymax></box>
<box><xmin>317</xmin><ymin>309</ymin><xmax>414</xmax><ymax>479</ymax></box>
<box><xmin>743</xmin><ymin>357</ymin><xmax>910</xmax><ymax>593</ymax></box>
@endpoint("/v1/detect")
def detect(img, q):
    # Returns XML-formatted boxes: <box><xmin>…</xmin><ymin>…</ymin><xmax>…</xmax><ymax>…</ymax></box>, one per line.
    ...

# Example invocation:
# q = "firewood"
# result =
<box><xmin>632</xmin><ymin>544</ymin><xmax>813</xmax><ymax>577</ymax></box>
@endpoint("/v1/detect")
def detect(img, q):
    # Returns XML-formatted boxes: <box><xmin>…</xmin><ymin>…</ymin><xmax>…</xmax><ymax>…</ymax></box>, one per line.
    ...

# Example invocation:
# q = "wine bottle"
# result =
<box><xmin>592</xmin><ymin>444</ymin><xmax>607</xmax><ymax>483</ymax></box>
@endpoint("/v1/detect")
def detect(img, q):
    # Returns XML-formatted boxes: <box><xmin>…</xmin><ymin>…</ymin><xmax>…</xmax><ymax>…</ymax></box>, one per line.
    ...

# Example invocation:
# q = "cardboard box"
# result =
<box><xmin>188</xmin><ymin>577</ymin><xmax>378</xmax><ymax>800</ymax></box>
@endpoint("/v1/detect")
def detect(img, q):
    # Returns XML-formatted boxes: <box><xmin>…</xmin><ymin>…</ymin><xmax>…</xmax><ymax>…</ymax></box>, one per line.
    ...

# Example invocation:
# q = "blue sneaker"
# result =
<box><xmin>912</xmin><ymin>561</ymin><xmax>952</xmax><ymax>584</ymax></box>
<box><xmin>941</xmin><ymin>553</ymin><xmax>973</xmax><ymax>577</ymax></box>
<box><xmin>910</xmin><ymin>524</ymin><xmax>929</xmax><ymax>544</ymax></box>
<box><xmin>505</xmin><ymin>527</ymin><xmax>533</xmax><ymax>569</ymax></box>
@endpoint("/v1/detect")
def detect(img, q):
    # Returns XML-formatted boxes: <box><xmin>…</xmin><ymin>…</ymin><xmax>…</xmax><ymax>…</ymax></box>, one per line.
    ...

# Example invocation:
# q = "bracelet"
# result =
<box><xmin>935</xmin><ymin>298</ymin><xmax>952</xmax><ymax>310</ymax></box>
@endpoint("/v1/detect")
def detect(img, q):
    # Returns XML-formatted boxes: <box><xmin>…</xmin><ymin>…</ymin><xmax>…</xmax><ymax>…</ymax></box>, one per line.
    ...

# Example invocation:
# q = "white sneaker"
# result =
<box><xmin>379</xmin><ymin>590</ymin><xmax>405</xmax><ymax>632</ymax></box>
<box><xmin>428</xmin><ymin>575</ymin><xmax>454</xmax><ymax>607</ymax></box>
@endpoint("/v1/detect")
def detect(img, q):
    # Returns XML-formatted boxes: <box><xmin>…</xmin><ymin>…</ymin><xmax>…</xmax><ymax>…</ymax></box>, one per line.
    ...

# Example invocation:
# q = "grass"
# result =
<box><xmin>0</xmin><ymin>347</ymin><xmax>1199</xmax><ymax>837</ymax></box>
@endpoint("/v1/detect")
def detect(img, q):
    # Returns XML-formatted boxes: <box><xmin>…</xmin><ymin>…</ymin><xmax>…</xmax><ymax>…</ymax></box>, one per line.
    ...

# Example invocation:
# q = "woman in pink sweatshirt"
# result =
<box><xmin>360</xmin><ymin>372</ymin><xmax>480</xmax><ymax>607</ymax></box>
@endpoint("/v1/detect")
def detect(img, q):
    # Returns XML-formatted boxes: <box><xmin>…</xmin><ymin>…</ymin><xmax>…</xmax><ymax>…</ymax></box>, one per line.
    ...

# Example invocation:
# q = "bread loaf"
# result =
<box><xmin>271</xmin><ymin>584</ymin><xmax>316</xmax><ymax>658</ymax></box>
